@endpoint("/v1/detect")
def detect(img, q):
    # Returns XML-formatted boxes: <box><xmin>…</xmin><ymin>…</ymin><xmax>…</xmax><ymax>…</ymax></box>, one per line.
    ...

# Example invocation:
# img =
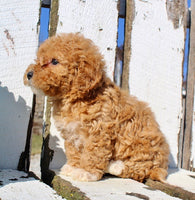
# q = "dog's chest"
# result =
<box><xmin>53</xmin><ymin>115</ymin><xmax>84</xmax><ymax>149</ymax></box>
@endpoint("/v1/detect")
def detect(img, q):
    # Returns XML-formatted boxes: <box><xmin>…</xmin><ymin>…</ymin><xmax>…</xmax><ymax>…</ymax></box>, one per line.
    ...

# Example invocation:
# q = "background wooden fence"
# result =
<box><xmin>0</xmin><ymin>0</ymin><xmax>194</xmax><ymax>175</ymax></box>
<box><xmin>0</xmin><ymin>0</ymin><xmax>39</xmax><ymax>169</ymax></box>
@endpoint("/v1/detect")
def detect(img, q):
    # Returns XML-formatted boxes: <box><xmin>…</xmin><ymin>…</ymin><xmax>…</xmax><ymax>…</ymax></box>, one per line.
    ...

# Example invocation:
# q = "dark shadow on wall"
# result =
<box><xmin>18</xmin><ymin>94</ymin><xmax>36</xmax><ymax>172</ymax></box>
<box><xmin>168</xmin><ymin>153</ymin><xmax>179</xmax><ymax>176</ymax></box>
<box><xmin>0</xmin><ymin>82</ymin><xmax>32</xmax><ymax>169</ymax></box>
<box><xmin>169</xmin><ymin>153</ymin><xmax>178</xmax><ymax>168</ymax></box>
<box><xmin>41</xmin><ymin>133</ymin><xmax>66</xmax><ymax>185</ymax></box>
<box><xmin>48</xmin><ymin>135</ymin><xmax>67</xmax><ymax>169</ymax></box>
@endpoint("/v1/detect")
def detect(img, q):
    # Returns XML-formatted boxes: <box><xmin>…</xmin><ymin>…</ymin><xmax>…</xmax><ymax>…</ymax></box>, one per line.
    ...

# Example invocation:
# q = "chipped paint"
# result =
<box><xmin>4</xmin><ymin>29</ymin><xmax>16</xmax><ymax>55</ymax></box>
<box><xmin>56</xmin><ymin>0</ymin><xmax>118</xmax><ymax>80</ymax></box>
<box><xmin>0</xmin><ymin>170</ymin><xmax>64</xmax><ymax>200</ymax></box>
<box><xmin>0</xmin><ymin>0</ymin><xmax>40</xmax><ymax>169</ymax></box>
<box><xmin>166</xmin><ymin>0</ymin><xmax>186</xmax><ymax>29</ymax></box>
<box><xmin>47</xmin><ymin>0</ymin><xmax>119</xmax><ymax>170</ymax></box>
<box><xmin>129</xmin><ymin>0</ymin><xmax>185</xmax><ymax>167</ymax></box>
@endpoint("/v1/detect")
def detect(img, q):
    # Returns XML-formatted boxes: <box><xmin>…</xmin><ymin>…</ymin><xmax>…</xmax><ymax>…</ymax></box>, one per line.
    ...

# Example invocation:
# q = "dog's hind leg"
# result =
<box><xmin>111</xmin><ymin>159</ymin><xmax>168</xmax><ymax>183</ymax></box>
<box><xmin>114</xmin><ymin>129</ymin><xmax>169</xmax><ymax>182</ymax></box>
<box><xmin>107</xmin><ymin>160</ymin><xmax>152</xmax><ymax>182</ymax></box>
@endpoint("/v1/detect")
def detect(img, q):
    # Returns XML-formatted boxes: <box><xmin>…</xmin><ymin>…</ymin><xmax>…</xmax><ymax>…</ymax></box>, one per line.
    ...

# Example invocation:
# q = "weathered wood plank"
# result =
<box><xmin>47</xmin><ymin>0</ymin><xmax>119</xmax><ymax>169</ymax></box>
<box><xmin>0</xmin><ymin>170</ymin><xmax>64</xmax><ymax>200</ymax></box>
<box><xmin>56</xmin><ymin>0</ymin><xmax>119</xmax><ymax>80</ymax></box>
<box><xmin>0</xmin><ymin>0</ymin><xmax>40</xmax><ymax>169</ymax></box>
<box><xmin>121</xmin><ymin>0</ymin><xmax>134</xmax><ymax>92</ymax></box>
<box><xmin>128</xmin><ymin>0</ymin><xmax>185</xmax><ymax>167</ymax></box>
<box><xmin>52</xmin><ymin>176</ymin><xmax>90</xmax><ymax>200</ymax></box>
<box><xmin>183</xmin><ymin>0</ymin><xmax>195</xmax><ymax>170</ymax></box>
<box><xmin>191</xmin><ymin>91</ymin><xmax>195</xmax><ymax>170</ymax></box>
<box><xmin>145</xmin><ymin>179</ymin><xmax>195</xmax><ymax>200</ymax></box>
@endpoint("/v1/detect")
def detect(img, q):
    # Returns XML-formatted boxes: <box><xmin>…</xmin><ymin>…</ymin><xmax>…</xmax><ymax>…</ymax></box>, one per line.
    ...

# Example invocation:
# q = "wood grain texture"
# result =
<box><xmin>47</xmin><ymin>0</ymin><xmax>119</xmax><ymax>169</ymax></box>
<box><xmin>128</xmin><ymin>0</ymin><xmax>185</xmax><ymax>167</ymax></box>
<box><xmin>56</xmin><ymin>0</ymin><xmax>119</xmax><ymax>80</ymax></box>
<box><xmin>122</xmin><ymin>0</ymin><xmax>135</xmax><ymax>92</ymax></box>
<box><xmin>146</xmin><ymin>179</ymin><xmax>195</xmax><ymax>200</ymax></box>
<box><xmin>0</xmin><ymin>0</ymin><xmax>40</xmax><ymax>169</ymax></box>
<box><xmin>191</xmin><ymin>90</ymin><xmax>195</xmax><ymax>170</ymax></box>
<box><xmin>182</xmin><ymin>1</ymin><xmax>195</xmax><ymax>170</ymax></box>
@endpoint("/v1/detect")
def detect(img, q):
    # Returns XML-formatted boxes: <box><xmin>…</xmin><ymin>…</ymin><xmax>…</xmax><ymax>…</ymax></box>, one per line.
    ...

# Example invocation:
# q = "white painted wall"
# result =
<box><xmin>49</xmin><ymin>0</ymin><xmax>119</xmax><ymax>169</ymax></box>
<box><xmin>129</xmin><ymin>0</ymin><xmax>184</xmax><ymax>167</ymax></box>
<box><xmin>0</xmin><ymin>0</ymin><xmax>40</xmax><ymax>169</ymax></box>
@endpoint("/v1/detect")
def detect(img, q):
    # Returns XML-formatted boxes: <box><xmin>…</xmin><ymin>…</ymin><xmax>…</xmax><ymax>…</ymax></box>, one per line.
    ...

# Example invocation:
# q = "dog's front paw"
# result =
<box><xmin>72</xmin><ymin>168</ymin><xmax>99</xmax><ymax>182</ymax></box>
<box><xmin>60</xmin><ymin>164</ymin><xmax>75</xmax><ymax>176</ymax></box>
<box><xmin>60</xmin><ymin>164</ymin><xmax>100</xmax><ymax>181</ymax></box>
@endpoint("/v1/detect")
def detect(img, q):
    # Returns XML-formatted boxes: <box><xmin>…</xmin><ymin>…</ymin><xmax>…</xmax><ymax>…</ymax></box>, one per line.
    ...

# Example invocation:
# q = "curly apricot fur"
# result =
<box><xmin>24</xmin><ymin>33</ymin><xmax>169</xmax><ymax>182</ymax></box>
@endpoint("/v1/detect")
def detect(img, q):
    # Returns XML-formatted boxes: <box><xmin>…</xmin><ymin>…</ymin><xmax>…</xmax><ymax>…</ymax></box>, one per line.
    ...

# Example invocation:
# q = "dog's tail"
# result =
<box><xmin>149</xmin><ymin>167</ymin><xmax>168</xmax><ymax>183</ymax></box>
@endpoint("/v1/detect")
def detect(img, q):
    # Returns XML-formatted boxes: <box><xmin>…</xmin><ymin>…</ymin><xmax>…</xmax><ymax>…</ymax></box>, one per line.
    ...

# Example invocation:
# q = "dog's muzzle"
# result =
<box><xmin>27</xmin><ymin>71</ymin><xmax>33</xmax><ymax>80</ymax></box>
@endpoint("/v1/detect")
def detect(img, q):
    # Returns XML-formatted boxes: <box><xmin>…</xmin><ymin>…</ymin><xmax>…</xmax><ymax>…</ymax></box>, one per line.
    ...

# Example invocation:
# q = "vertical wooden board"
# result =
<box><xmin>48</xmin><ymin>0</ymin><xmax>119</xmax><ymax>169</ymax></box>
<box><xmin>191</xmin><ymin>91</ymin><xmax>195</xmax><ymax>169</ymax></box>
<box><xmin>183</xmin><ymin>1</ymin><xmax>195</xmax><ymax>170</ymax></box>
<box><xmin>0</xmin><ymin>0</ymin><xmax>40</xmax><ymax>169</ymax></box>
<box><xmin>128</xmin><ymin>0</ymin><xmax>184</xmax><ymax>167</ymax></box>
<box><xmin>49</xmin><ymin>111</ymin><xmax>66</xmax><ymax>169</ymax></box>
<box><xmin>56</xmin><ymin>0</ymin><xmax>118</xmax><ymax>80</ymax></box>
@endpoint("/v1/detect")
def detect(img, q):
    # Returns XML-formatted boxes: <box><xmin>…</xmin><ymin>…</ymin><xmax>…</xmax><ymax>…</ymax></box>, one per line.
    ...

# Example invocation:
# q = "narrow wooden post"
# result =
<box><xmin>182</xmin><ymin>2</ymin><xmax>195</xmax><ymax>169</ymax></box>
<box><xmin>121</xmin><ymin>0</ymin><xmax>134</xmax><ymax>92</ymax></box>
<box><xmin>49</xmin><ymin>0</ymin><xmax>59</xmax><ymax>37</ymax></box>
<box><xmin>40</xmin><ymin>0</ymin><xmax>59</xmax><ymax>184</ymax></box>
<box><xmin>0</xmin><ymin>0</ymin><xmax>40</xmax><ymax>170</ymax></box>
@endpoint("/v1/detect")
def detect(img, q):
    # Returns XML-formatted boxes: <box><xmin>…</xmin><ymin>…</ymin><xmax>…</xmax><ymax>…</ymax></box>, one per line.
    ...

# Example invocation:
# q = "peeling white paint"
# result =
<box><xmin>129</xmin><ymin>0</ymin><xmax>184</xmax><ymax>167</ymax></box>
<box><xmin>49</xmin><ymin>112</ymin><xmax>66</xmax><ymax>169</ymax></box>
<box><xmin>0</xmin><ymin>170</ymin><xmax>64</xmax><ymax>200</ymax></box>
<box><xmin>0</xmin><ymin>0</ymin><xmax>40</xmax><ymax>169</ymax></box>
<box><xmin>56</xmin><ymin>0</ymin><xmax>119</xmax><ymax>80</ymax></box>
<box><xmin>48</xmin><ymin>0</ymin><xmax>119</xmax><ymax>169</ymax></box>
<box><xmin>57</xmin><ymin>170</ymin><xmax>183</xmax><ymax>200</ymax></box>
<box><xmin>167</xmin><ymin>168</ymin><xmax>195</xmax><ymax>193</ymax></box>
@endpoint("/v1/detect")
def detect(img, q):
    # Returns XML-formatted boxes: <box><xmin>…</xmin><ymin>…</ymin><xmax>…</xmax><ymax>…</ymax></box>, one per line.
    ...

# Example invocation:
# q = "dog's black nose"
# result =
<box><xmin>27</xmin><ymin>71</ymin><xmax>33</xmax><ymax>80</ymax></box>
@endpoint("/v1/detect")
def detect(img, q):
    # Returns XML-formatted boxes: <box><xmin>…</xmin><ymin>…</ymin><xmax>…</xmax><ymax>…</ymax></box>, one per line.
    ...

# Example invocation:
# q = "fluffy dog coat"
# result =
<box><xmin>24</xmin><ymin>33</ymin><xmax>169</xmax><ymax>182</ymax></box>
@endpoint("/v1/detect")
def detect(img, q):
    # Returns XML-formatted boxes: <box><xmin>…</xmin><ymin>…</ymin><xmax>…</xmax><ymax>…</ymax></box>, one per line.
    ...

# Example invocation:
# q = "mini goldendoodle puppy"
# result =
<box><xmin>24</xmin><ymin>33</ymin><xmax>169</xmax><ymax>182</ymax></box>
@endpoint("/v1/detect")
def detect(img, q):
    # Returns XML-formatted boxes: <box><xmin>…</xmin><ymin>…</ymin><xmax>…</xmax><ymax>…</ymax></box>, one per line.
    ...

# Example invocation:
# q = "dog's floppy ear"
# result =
<box><xmin>74</xmin><ymin>55</ymin><xmax>104</xmax><ymax>95</ymax></box>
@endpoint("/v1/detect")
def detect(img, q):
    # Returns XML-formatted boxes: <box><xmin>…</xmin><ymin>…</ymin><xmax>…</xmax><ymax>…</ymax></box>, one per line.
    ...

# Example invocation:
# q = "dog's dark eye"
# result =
<box><xmin>51</xmin><ymin>58</ymin><xmax>59</xmax><ymax>65</ymax></box>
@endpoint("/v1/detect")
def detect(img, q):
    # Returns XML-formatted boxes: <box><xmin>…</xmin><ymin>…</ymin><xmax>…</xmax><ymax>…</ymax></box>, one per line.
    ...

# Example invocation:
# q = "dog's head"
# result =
<box><xmin>24</xmin><ymin>33</ymin><xmax>105</xmax><ymax>99</ymax></box>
